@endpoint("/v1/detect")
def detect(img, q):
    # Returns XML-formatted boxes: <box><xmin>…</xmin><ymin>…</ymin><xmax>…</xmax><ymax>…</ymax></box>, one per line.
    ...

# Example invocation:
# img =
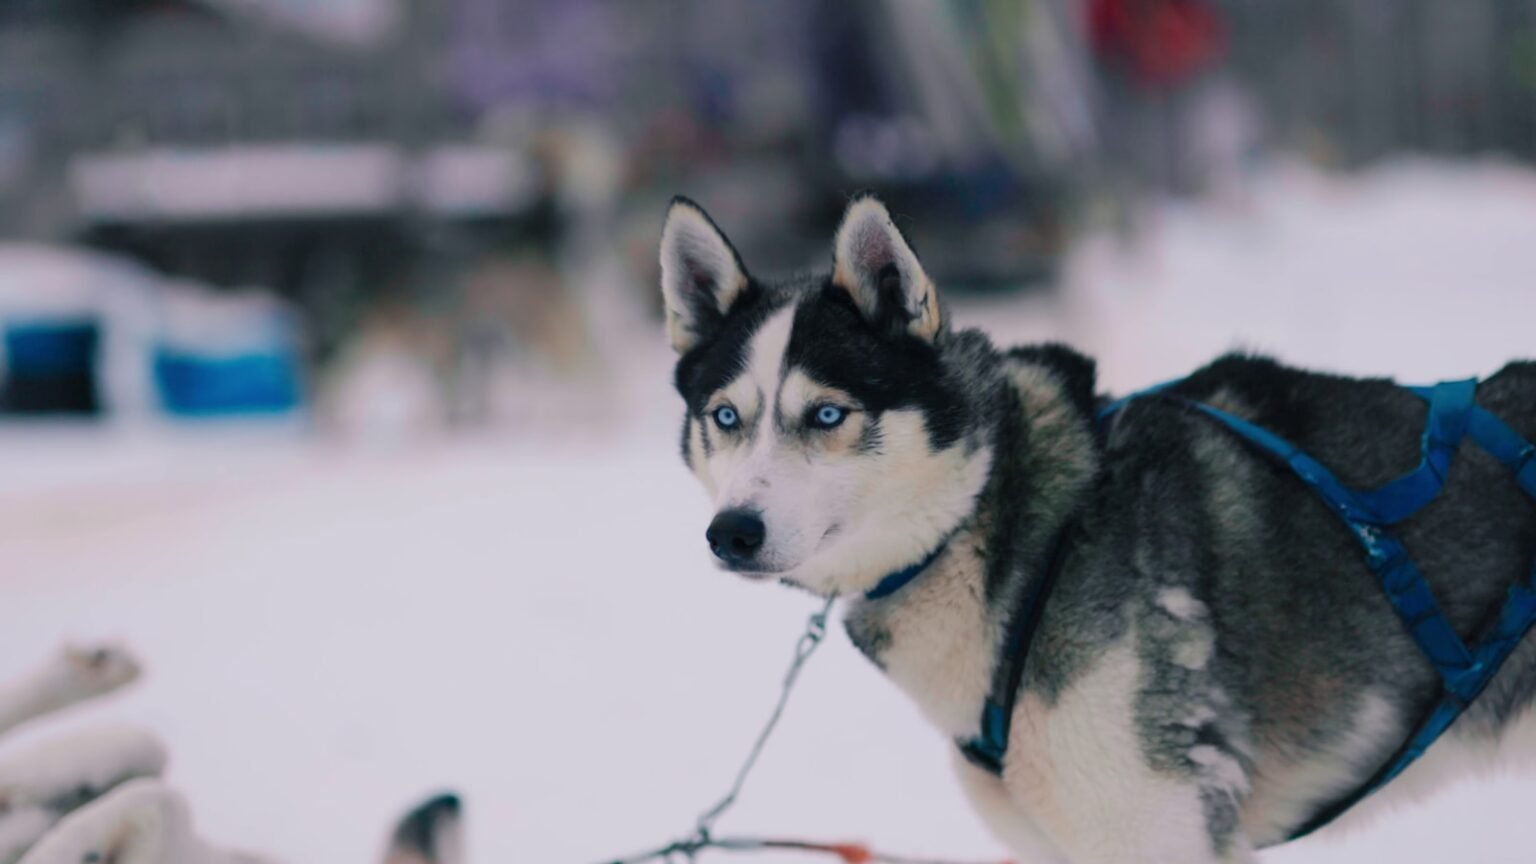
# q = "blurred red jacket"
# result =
<box><xmin>1088</xmin><ymin>0</ymin><xmax>1225</xmax><ymax>88</ymax></box>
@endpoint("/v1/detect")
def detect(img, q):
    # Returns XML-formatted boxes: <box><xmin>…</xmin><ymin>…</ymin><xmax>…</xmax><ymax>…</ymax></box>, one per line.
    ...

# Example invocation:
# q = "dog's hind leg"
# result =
<box><xmin>0</xmin><ymin>725</ymin><xmax>166</xmax><ymax>864</ymax></box>
<box><xmin>1002</xmin><ymin>637</ymin><xmax>1258</xmax><ymax>864</ymax></box>
<box><xmin>0</xmin><ymin>644</ymin><xmax>141</xmax><ymax>738</ymax></box>
<box><xmin>1040</xmin><ymin>763</ymin><xmax>1257</xmax><ymax>864</ymax></box>
<box><xmin>0</xmin><ymin>725</ymin><xmax>167</xmax><ymax>814</ymax></box>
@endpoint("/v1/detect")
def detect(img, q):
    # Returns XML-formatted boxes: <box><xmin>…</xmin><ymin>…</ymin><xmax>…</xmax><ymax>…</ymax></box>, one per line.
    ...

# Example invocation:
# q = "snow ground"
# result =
<box><xmin>2</xmin><ymin>159</ymin><xmax>1535</xmax><ymax>863</ymax></box>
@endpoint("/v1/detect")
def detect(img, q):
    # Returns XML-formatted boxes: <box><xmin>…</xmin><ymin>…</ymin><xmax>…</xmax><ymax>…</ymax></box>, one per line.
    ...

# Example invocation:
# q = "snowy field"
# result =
<box><xmin>3</xmin><ymin>159</ymin><xmax>1535</xmax><ymax>863</ymax></box>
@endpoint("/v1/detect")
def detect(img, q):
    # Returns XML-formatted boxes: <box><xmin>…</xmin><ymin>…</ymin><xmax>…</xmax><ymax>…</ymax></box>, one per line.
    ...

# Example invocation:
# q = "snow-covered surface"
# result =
<box><xmin>202</xmin><ymin>0</ymin><xmax>401</xmax><ymax>47</ymax></box>
<box><xmin>3</xmin><ymin>159</ymin><xmax>1536</xmax><ymax>863</ymax></box>
<box><xmin>69</xmin><ymin>144</ymin><xmax>539</xmax><ymax>223</ymax></box>
<box><xmin>70</xmin><ymin>146</ymin><xmax>408</xmax><ymax>222</ymax></box>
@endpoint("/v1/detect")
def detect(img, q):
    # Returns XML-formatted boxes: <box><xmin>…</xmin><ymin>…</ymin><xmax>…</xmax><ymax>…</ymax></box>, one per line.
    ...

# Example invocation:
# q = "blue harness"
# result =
<box><xmin>877</xmin><ymin>376</ymin><xmax>1536</xmax><ymax>842</ymax></box>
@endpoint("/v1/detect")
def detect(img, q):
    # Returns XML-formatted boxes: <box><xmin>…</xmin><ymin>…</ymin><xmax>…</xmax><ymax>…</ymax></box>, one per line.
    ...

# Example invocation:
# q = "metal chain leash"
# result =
<box><xmin>692</xmin><ymin>593</ymin><xmax>835</xmax><ymax>843</ymax></box>
<box><xmin>599</xmin><ymin>594</ymin><xmax>834</xmax><ymax>864</ymax></box>
<box><xmin>597</xmin><ymin>595</ymin><xmax>1007</xmax><ymax>864</ymax></box>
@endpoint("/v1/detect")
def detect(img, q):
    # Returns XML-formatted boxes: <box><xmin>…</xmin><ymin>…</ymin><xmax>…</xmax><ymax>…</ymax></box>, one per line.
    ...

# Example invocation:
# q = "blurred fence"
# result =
<box><xmin>1223</xmin><ymin>0</ymin><xmax>1536</xmax><ymax>165</ymax></box>
<box><xmin>1</xmin><ymin>0</ymin><xmax>1534</xmax><ymax>429</ymax></box>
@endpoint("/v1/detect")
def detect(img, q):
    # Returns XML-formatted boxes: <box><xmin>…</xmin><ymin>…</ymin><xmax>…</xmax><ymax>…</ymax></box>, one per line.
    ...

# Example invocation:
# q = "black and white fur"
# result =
<box><xmin>660</xmin><ymin>195</ymin><xmax>1536</xmax><ymax>863</ymax></box>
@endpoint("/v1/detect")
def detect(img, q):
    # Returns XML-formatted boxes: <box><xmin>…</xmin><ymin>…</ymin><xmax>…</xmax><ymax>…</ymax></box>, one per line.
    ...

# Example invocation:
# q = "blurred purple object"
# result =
<box><xmin>449</xmin><ymin>0</ymin><xmax>617</xmax><ymax>113</ymax></box>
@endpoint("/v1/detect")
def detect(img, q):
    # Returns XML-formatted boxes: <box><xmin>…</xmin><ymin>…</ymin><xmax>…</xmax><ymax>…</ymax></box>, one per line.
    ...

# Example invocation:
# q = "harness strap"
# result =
<box><xmin>1454</xmin><ymin>392</ymin><xmax>1536</xmax><ymax>500</ymax></box>
<box><xmin>1168</xmin><ymin>382</ymin><xmax>1536</xmax><ymax>840</ymax></box>
<box><xmin>1180</xmin><ymin>397</ymin><xmax>1480</xmax><ymax>685</ymax></box>
<box><xmin>1294</xmin><ymin>569</ymin><xmax>1536</xmax><ymax>836</ymax></box>
<box><xmin>956</xmin><ymin>518</ymin><xmax>1077</xmax><ymax>774</ymax></box>
<box><xmin>953</xmin><ymin>373</ymin><xmax>1536</xmax><ymax>846</ymax></box>
<box><xmin>864</xmin><ymin>542</ymin><xmax>951</xmax><ymax>601</ymax></box>
<box><xmin>956</xmin><ymin>402</ymin><xmax>1127</xmax><ymax>774</ymax></box>
<box><xmin>1288</xmin><ymin>389</ymin><xmax>1536</xmax><ymax>837</ymax></box>
<box><xmin>1352</xmin><ymin>379</ymin><xmax>1476</xmax><ymax>523</ymax></box>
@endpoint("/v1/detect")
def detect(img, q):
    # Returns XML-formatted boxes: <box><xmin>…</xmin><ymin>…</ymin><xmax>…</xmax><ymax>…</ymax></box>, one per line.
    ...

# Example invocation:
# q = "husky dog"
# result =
<box><xmin>0</xmin><ymin>644</ymin><xmax>460</xmax><ymax>864</ymax></box>
<box><xmin>658</xmin><ymin>195</ymin><xmax>1536</xmax><ymax>863</ymax></box>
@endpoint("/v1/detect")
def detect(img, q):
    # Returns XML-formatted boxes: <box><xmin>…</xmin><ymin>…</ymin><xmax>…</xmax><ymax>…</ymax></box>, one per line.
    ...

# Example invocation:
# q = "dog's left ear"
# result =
<box><xmin>659</xmin><ymin>197</ymin><xmax>751</xmax><ymax>353</ymax></box>
<box><xmin>832</xmin><ymin>196</ymin><xmax>942</xmax><ymax>343</ymax></box>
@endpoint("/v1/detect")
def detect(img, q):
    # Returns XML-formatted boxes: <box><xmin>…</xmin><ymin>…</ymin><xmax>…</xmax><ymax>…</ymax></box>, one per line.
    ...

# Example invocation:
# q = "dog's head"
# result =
<box><xmin>662</xmin><ymin>195</ymin><xmax>993</xmax><ymax>596</ymax></box>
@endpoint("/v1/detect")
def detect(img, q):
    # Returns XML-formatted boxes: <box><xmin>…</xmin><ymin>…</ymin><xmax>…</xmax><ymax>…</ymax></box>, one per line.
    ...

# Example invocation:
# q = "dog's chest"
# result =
<box><xmin>844</xmin><ymin>554</ymin><xmax>999</xmax><ymax>739</ymax></box>
<box><xmin>852</xmin><ymin>584</ymin><xmax>1179</xmax><ymax>857</ymax></box>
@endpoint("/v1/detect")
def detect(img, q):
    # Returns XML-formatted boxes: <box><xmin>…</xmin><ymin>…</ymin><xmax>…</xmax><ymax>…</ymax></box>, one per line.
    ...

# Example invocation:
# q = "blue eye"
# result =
<box><xmin>712</xmin><ymin>405</ymin><xmax>739</xmax><ymax>429</ymax></box>
<box><xmin>811</xmin><ymin>405</ymin><xmax>847</xmax><ymax>429</ymax></box>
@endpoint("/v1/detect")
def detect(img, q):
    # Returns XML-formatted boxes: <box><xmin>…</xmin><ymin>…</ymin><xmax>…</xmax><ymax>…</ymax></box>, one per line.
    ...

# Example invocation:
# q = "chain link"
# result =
<box><xmin>693</xmin><ymin>593</ymin><xmax>834</xmax><ymax>841</ymax></box>
<box><xmin>601</xmin><ymin>595</ymin><xmax>833</xmax><ymax>864</ymax></box>
<box><xmin>596</xmin><ymin>594</ymin><xmax>1005</xmax><ymax>864</ymax></box>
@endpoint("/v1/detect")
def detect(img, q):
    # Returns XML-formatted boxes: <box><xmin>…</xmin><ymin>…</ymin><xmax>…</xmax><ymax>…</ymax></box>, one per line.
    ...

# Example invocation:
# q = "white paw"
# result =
<box><xmin>0</xmin><ymin>726</ymin><xmax>167</xmax><ymax>812</ymax></box>
<box><xmin>55</xmin><ymin>643</ymin><xmax>142</xmax><ymax>700</ymax></box>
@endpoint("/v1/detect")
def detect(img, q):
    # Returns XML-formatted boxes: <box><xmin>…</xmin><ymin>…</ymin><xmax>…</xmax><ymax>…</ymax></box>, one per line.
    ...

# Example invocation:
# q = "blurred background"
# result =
<box><xmin>1</xmin><ymin>0</ymin><xmax>1534</xmax><ymax>862</ymax></box>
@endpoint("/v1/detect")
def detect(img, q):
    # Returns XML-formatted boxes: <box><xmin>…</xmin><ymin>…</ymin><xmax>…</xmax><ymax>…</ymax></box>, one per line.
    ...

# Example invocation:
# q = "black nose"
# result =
<box><xmin>706</xmin><ymin>509</ymin><xmax>766</xmax><ymax>564</ymax></box>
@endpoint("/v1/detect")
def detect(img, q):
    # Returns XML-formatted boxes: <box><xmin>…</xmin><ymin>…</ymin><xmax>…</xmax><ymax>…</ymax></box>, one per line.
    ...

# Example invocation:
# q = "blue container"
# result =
<box><xmin>1</xmin><ymin>319</ymin><xmax>101</xmax><ymax>414</ymax></box>
<box><xmin>152</xmin><ymin>347</ymin><xmax>301</xmax><ymax>417</ymax></box>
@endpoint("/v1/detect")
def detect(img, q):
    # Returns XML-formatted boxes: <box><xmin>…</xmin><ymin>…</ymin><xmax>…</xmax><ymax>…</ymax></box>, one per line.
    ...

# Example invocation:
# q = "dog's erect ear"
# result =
<box><xmin>659</xmin><ymin>197</ymin><xmax>751</xmax><ymax>353</ymax></box>
<box><xmin>831</xmin><ymin>196</ymin><xmax>941</xmax><ymax>342</ymax></box>
<box><xmin>383</xmin><ymin>792</ymin><xmax>463</xmax><ymax>864</ymax></box>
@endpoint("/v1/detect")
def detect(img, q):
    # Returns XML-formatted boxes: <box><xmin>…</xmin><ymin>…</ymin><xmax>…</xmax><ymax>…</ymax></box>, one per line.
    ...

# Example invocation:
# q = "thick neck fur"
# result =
<box><xmin>843</xmin><ymin>352</ymin><xmax>1101</xmax><ymax>738</ymax></box>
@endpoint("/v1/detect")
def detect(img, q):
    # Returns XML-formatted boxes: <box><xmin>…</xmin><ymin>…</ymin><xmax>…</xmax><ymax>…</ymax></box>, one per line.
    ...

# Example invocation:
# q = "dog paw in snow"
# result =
<box><xmin>55</xmin><ymin>644</ymin><xmax>142</xmax><ymax>700</ymax></box>
<box><xmin>0</xmin><ymin>643</ymin><xmax>144</xmax><ymax>740</ymax></box>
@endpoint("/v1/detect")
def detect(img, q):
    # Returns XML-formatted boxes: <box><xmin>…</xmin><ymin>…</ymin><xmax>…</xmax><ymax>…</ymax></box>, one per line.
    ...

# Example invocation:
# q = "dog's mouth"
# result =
<box><xmin>716</xmin><ymin>561</ymin><xmax>787</xmax><ymax>580</ymax></box>
<box><xmin>725</xmin><ymin>523</ymin><xmax>844</xmax><ymax>582</ymax></box>
<box><xmin>714</xmin><ymin>524</ymin><xmax>842</xmax><ymax>583</ymax></box>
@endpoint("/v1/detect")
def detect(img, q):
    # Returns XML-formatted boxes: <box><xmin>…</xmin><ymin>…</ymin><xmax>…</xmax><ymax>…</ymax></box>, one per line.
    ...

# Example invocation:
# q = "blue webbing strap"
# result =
<box><xmin>864</xmin><ymin>542</ymin><xmax>951</xmax><ymax>601</ymax></box>
<box><xmin>1095</xmin><ymin>379</ymin><xmax>1178</xmax><ymax>422</ymax></box>
<box><xmin>1181</xmin><ymin>400</ymin><xmax>1480</xmax><ymax>681</ymax></box>
<box><xmin>1457</xmin><ymin>395</ymin><xmax>1536</xmax><ymax>500</ymax></box>
<box><xmin>1353</xmin><ymin>380</ymin><xmax>1476</xmax><ymax>523</ymax></box>
<box><xmin>1170</xmin><ymin>383</ymin><xmax>1536</xmax><ymax>840</ymax></box>
<box><xmin>956</xmin><ymin>504</ymin><xmax>1080</xmax><ymax>774</ymax></box>
<box><xmin>1291</xmin><ymin>551</ymin><xmax>1536</xmax><ymax>838</ymax></box>
<box><xmin>1029</xmin><ymin>377</ymin><xmax>1536</xmax><ymax>840</ymax></box>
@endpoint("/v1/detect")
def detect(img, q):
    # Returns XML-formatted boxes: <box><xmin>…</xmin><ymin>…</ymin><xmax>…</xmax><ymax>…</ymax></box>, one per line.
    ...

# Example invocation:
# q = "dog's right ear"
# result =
<box><xmin>831</xmin><ymin>195</ymin><xmax>942</xmax><ymax>343</ymax></box>
<box><xmin>383</xmin><ymin>792</ymin><xmax>462</xmax><ymax>864</ymax></box>
<box><xmin>659</xmin><ymin>197</ymin><xmax>751</xmax><ymax>353</ymax></box>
